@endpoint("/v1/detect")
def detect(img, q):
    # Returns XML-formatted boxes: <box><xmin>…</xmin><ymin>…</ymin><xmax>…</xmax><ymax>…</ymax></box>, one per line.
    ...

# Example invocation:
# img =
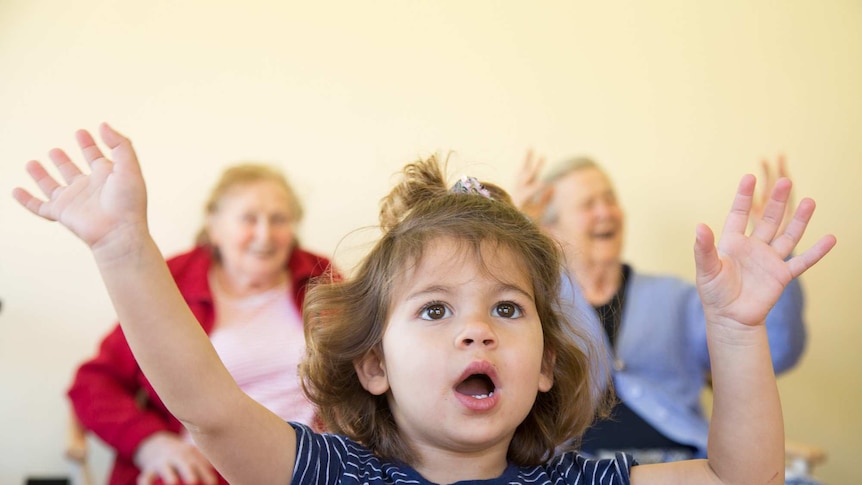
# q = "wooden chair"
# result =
<box><xmin>785</xmin><ymin>439</ymin><xmax>828</xmax><ymax>479</ymax></box>
<box><xmin>64</xmin><ymin>409</ymin><xmax>95</xmax><ymax>485</ymax></box>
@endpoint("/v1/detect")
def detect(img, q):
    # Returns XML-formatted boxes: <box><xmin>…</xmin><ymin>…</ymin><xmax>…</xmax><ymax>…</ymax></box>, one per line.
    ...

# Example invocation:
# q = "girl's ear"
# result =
<box><xmin>354</xmin><ymin>347</ymin><xmax>390</xmax><ymax>395</ymax></box>
<box><xmin>539</xmin><ymin>348</ymin><xmax>556</xmax><ymax>393</ymax></box>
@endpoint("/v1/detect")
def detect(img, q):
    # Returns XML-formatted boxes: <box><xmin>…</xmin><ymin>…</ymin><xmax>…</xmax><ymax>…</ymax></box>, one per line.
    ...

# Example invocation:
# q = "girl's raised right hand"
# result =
<box><xmin>13</xmin><ymin>123</ymin><xmax>149</xmax><ymax>255</ymax></box>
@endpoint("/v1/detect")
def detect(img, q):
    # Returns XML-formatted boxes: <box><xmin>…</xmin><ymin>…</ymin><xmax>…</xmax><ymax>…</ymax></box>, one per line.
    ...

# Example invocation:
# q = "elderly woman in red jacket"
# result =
<box><xmin>68</xmin><ymin>163</ymin><xmax>337</xmax><ymax>485</ymax></box>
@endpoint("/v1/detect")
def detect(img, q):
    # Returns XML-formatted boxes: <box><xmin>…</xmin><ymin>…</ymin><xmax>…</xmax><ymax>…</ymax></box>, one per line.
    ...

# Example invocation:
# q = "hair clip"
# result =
<box><xmin>450</xmin><ymin>176</ymin><xmax>491</xmax><ymax>198</ymax></box>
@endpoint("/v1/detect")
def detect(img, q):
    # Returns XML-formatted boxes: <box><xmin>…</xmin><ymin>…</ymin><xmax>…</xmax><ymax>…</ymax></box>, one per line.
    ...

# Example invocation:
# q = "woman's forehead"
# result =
<box><xmin>216</xmin><ymin>181</ymin><xmax>292</xmax><ymax>208</ymax></box>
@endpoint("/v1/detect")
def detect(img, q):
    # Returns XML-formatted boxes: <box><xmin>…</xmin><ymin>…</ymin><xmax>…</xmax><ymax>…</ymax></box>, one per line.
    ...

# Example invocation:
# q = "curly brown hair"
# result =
<box><xmin>300</xmin><ymin>154</ymin><xmax>610</xmax><ymax>467</ymax></box>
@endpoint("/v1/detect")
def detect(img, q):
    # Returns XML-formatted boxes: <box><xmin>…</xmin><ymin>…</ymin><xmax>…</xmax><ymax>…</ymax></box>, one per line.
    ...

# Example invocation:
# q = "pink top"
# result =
<box><xmin>68</xmin><ymin>245</ymin><xmax>337</xmax><ymax>484</ymax></box>
<box><xmin>207</xmin><ymin>274</ymin><xmax>314</xmax><ymax>425</ymax></box>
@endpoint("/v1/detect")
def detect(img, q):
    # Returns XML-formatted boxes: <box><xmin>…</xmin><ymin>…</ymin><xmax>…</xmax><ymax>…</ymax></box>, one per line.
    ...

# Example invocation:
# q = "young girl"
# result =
<box><xmin>14</xmin><ymin>123</ymin><xmax>835</xmax><ymax>485</ymax></box>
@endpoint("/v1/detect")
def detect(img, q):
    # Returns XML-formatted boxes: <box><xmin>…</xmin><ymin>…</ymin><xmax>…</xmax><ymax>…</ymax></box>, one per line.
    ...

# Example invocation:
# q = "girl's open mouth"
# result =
<box><xmin>455</xmin><ymin>373</ymin><xmax>495</xmax><ymax>399</ymax></box>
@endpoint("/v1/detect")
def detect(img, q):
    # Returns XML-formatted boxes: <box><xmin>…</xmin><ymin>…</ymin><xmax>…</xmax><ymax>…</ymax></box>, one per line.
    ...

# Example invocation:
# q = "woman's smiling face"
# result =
<box><xmin>206</xmin><ymin>180</ymin><xmax>296</xmax><ymax>286</ymax></box>
<box><xmin>548</xmin><ymin>166</ymin><xmax>624</xmax><ymax>268</ymax></box>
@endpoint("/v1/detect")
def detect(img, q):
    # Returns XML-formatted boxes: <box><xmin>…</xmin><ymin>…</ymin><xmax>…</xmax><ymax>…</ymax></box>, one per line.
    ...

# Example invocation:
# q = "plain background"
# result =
<box><xmin>1</xmin><ymin>1</ymin><xmax>859</xmax><ymax>483</ymax></box>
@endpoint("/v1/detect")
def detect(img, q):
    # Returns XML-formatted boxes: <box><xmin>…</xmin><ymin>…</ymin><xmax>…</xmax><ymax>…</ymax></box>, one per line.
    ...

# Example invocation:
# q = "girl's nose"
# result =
<box><xmin>456</xmin><ymin>316</ymin><xmax>498</xmax><ymax>349</ymax></box>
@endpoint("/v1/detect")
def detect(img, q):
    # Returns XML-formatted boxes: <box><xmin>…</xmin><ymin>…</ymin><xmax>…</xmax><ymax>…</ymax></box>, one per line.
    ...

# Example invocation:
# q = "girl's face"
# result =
<box><xmin>206</xmin><ymin>180</ymin><xmax>296</xmax><ymax>286</ymax></box>
<box><xmin>356</xmin><ymin>236</ymin><xmax>553</xmax><ymax>469</ymax></box>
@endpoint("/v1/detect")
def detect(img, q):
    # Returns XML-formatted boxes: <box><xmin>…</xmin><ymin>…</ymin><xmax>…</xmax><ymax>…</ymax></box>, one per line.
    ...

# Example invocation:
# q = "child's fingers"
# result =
<box><xmin>75</xmin><ymin>128</ymin><xmax>108</xmax><ymax>166</ymax></box>
<box><xmin>48</xmin><ymin>147</ymin><xmax>84</xmax><ymax>184</ymax></box>
<box><xmin>750</xmin><ymin>178</ymin><xmax>792</xmax><ymax>243</ymax></box>
<box><xmin>693</xmin><ymin>223</ymin><xmax>720</xmax><ymax>281</ymax></box>
<box><xmin>770</xmin><ymin>198</ymin><xmax>816</xmax><ymax>258</ymax></box>
<box><xmin>11</xmin><ymin>187</ymin><xmax>51</xmax><ymax>219</ymax></box>
<box><xmin>24</xmin><ymin>159</ymin><xmax>62</xmax><ymax>199</ymax></box>
<box><xmin>787</xmin><ymin>234</ymin><xmax>837</xmax><ymax>279</ymax></box>
<box><xmin>721</xmin><ymin>174</ymin><xmax>756</xmax><ymax>237</ymax></box>
<box><xmin>99</xmin><ymin>122</ymin><xmax>140</xmax><ymax>173</ymax></box>
<box><xmin>100</xmin><ymin>122</ymin><xmax>128</xmax><ymax>149</ymax></box>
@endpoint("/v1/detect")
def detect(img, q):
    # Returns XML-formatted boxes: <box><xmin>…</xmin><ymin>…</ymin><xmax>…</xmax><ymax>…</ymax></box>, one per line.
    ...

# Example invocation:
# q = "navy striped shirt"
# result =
<box><xmin>290</xmin><ymin>422</ymin><xmax>635</xmax><ymax>484</ymax></box>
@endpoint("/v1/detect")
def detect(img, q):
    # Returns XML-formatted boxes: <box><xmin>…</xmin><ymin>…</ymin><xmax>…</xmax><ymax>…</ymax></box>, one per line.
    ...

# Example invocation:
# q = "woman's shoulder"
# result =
<box><xmin>290</xmin><ymin>245</ymin><xmax>332</xmax><ymax>265</ymax></box>
<box><xmin>288</xmin><ymin>246</ymin><xmax>340</xmax><ymax>279</ymax></box>
<box><xmin>626</xmin><ymin>266</ymin><xmax>694</xmax><ymax>297</ymax></box>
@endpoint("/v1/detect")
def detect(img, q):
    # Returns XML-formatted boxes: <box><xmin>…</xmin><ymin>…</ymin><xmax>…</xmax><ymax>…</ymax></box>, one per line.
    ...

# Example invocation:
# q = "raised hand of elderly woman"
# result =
<box><xmin>512</xmin><ymin>149</ymin><xmax>554</xmax><ymax>221</ymax></box>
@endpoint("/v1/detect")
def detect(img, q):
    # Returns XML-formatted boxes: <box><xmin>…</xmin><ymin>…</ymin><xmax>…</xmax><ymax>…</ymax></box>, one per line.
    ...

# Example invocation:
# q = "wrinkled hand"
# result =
<box><xmin>12</xmin><ymin>123</ymin><xmax>148</xmax><ymax>252</ymax></box>
<box><xmin>512</xmin><ymin>149</ymin><xmax>553</xmax><ymax>221</ymax></box>
<box><xmin>750</xmin><ymin>154</ymin><xmax>793</xmax><ymax>232</ymax></box>
<box><xmin>694</xmin><ymin>174</ymin><xmax>835</xmax><ymax>328</ymax></box>
<box><xmin>134</xmin><ymin>432</ymin><xmax>217</xmax><ymax>485</ymax></box>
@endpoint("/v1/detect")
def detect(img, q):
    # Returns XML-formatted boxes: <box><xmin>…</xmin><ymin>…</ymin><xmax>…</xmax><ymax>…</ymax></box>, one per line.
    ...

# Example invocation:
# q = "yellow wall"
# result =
<box><xmin>1</xmin><ymin>1</ymin><xmax>859</xmax><ymax>483</ymax></box>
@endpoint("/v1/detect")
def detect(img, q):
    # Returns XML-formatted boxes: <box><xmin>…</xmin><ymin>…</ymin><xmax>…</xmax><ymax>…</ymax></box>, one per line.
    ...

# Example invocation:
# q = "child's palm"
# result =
<box><xmin>699</xmin><ymin>232</ymin><xmax>794</xmax><ymax>326</ymax></box>
<box><xmin>13</xmin><ymin>123</ymin><xmax>147</xmax><ymax>248</ymax></box>
<box><xmin>694</xmin><ymin>174</ymin><xmax>835</xmax><ymax>327</ymax></box>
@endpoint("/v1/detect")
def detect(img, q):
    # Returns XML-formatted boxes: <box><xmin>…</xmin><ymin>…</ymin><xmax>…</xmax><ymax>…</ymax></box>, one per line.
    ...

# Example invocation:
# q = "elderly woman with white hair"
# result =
<box><xmin>514</xmin><ymin>153</ymin><xmax>806</xmax><ymax>466</ymax></box>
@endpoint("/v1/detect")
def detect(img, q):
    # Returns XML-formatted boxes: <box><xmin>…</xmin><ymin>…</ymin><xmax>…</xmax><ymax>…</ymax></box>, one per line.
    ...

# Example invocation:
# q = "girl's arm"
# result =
<box><xmin>632</xmin><ymin>174</ymin><xmax>835</xmax><ymax>485</ymax></box>
<box><xmin>14</xmin><ymin>123</ymin><xmax>297</xmax><ymax>484</ymax></box>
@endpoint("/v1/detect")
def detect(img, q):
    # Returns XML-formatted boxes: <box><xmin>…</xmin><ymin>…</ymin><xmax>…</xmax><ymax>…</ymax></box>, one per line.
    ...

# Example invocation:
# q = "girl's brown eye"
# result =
<box><xmin>421</xmin><ymin>303</ymin><xmax>450</xmax><ymax>320</ymax></box>
<box><xmin>493</xmin><ymin>302</ymin><xmax>522</xmax><ymax>319</ymax></box>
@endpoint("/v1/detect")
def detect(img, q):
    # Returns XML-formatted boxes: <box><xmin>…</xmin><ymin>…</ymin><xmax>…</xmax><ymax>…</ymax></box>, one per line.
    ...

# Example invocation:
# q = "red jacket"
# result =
<box><xmin>67</xmin><ymin>245</ymin><xmax>335</xmax><ymax>485</ymax></box>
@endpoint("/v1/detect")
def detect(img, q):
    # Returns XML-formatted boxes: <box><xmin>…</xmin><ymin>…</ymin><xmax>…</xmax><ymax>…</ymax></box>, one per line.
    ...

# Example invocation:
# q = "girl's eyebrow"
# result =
<box><xmin>495</xmin><ymin>283</ymin><xmax>535</xmax><ymax>301</ymax></box>
<box><xmin>404</xmin><ymin>285</ymin><xmax>452</xmax><ymax>302</ymax></box>
<box><xmin>404</xmin><ymin>283</ymin><xmax>534</xmax><ymax>302</ymax></box>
